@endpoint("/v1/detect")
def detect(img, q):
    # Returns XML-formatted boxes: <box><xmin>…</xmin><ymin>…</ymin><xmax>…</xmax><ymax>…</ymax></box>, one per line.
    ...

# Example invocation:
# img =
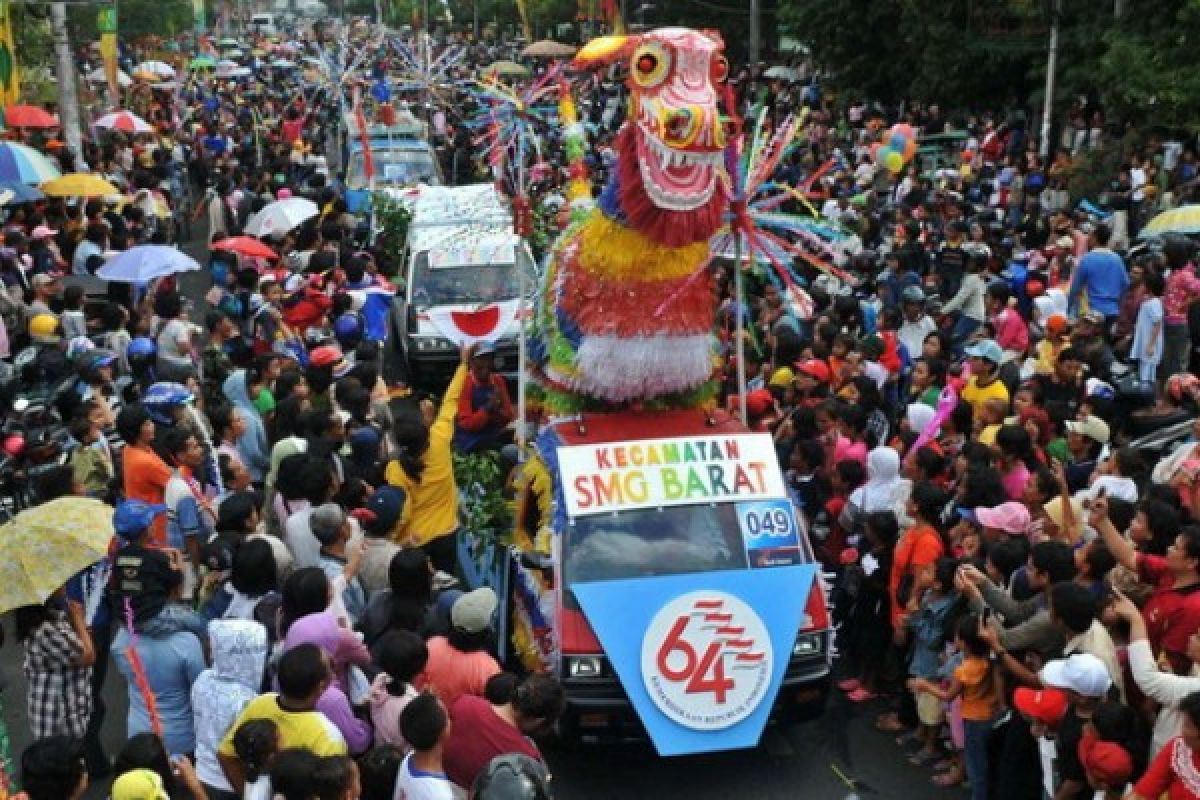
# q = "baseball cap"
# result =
<box><xmin>1078</xmin><ymin>734</ymin><xmax>1133</xmax><ymax>788</ymax></box>
<box><xmin>1065</xmin><ymin>415</ymin><xmax>1111</xmax><ymax>445</ymax></box>
<box><xmin>1040</xmin><ymin>653</ymin><xmax>1112</xmax><ymax>698</ymax></box>
<box><xmin>113</xmin><ymin>499</ymin><xmax>168</xmax><ymax>540</ymax></box>
<box><xmin>31</xmin><ymin>225</ymin><xmax>57</xmax><ymax>239</ymax></box>
<box><xmin>964</xmin><ymin>339</ymin><xmax>1003</xmax><ymax>364</ymax></box>
<box><xmin>1045</xmin><ymin>314</ymin><xmax>1068</xmax><ymax>335</ymax></box>
<box><xmin>975</xmin><ymin>502</ymin><xmax>1032</xmax><ymax>535</ymax></box>
<box><xmin>451</xmin><ymin>587</ymin><xmax>498</xmax><ymax>634</ymax></box>
<box><xmin>794</xmin><ymin>358</ymin><xmax>831</xmax><ymax>383</ymax></box>
<box><xmin>112</xmin><ymin>770</ymin><xmax>169</xmax><ymax>800</ymax></box>
<box><xmin>1012</xmin><ymin>687</ymin><xmax>1068</xmax><ymax>727</ymax></box>
<box><xmin>474</xmin><ymin>341</ymin><xmax>498</xmax><ymax>357</ymax></box>
<box><xmin>361</xmin><ymin>486</ymin><xmax>406</xmax><ymax>535</ymax></box>
<box><xmin>308</xmin><ymin>345</ymin><xmax>344</xmax><ymax>369</ymax></box>
<box><xmin>768</xmin><ymin>366</ymin><xmax>795</xmax><ymax>388</ymax></box>
<box><xmin>309</xmin><ymin>503</ymin><xmax>348</xmax><ymax>546</ymax></box>
<box><xmin>744</xmin><ymin>388</ymin><xmax>774</xmax><ymax>418</ymax></box>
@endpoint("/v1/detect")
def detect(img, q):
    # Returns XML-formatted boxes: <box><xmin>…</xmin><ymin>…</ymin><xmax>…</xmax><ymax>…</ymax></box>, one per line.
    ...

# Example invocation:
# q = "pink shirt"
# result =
<box><xmin>419</xmin><ymin>636</ymin><xmax>501</xmax><ymax>709</ymax></box>
<box><xmin>991</xmin><ymin>308</ymin><xmax>1029</xmax><ymax>354</ymax></box>
<box><xmin>1164</xmin><ymin>264</ymin><xmax>1200</xmax><ymax>324</ymax></box>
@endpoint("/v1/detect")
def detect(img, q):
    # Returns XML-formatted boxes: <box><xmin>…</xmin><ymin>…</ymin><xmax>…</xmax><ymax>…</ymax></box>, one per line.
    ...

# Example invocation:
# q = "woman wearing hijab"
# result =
<box><xmin>839</xmin><ymin>447</ymin><xmax>911</xmax><ymax>534</ymax></box>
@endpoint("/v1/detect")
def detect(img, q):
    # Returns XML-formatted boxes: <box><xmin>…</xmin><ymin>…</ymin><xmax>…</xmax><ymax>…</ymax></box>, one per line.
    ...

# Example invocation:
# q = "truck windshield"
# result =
<box><xmin>564</xmin><ymin>504</ymin><xmax>749</xmax><ymax>585</ymax></box>
<box><xmin>346</xmin><ymin>148</ymin><xmax>439</xmax><ymax>189</ymax></box>
<box><xmin>410</xmin><ymin>250</ymin><xmax>522</xmax><ymax>310</ymax></box>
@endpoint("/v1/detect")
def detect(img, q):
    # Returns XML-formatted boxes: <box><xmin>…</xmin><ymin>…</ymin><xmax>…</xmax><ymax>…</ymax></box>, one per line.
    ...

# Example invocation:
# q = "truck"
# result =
<box><xmin>459</xmin><ymin>408</ymin><xmax>834</xmax><ymax>756</ymax></box>
<box><xmin>388</xmin><ymin>183</ymin><xmax>530</xmax><ymax>387</ymax></box>
<box><xmin>342</xmin><ymin>113</ymin><xmax>443</xmax><ymax>214</ymax></box>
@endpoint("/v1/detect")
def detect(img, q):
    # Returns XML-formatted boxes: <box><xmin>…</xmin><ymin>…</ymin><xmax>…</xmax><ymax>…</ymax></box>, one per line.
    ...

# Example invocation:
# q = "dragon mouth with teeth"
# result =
<box><xmin>635</xmin><ymin>119</ymin><xmax>723</xmax><ymax>212</ymax></box>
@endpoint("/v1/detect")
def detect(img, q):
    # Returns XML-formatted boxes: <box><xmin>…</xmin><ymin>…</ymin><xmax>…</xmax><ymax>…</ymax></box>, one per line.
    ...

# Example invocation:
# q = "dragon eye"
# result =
<box><xmin>711</xmin><ymin>56</ymin><xmax>729</xmax><ymax>84</ymax></box>
<box><xmin>631</xmin><ymin>43</ymin><xmax>670</xmax><ymax>88</ymax></box>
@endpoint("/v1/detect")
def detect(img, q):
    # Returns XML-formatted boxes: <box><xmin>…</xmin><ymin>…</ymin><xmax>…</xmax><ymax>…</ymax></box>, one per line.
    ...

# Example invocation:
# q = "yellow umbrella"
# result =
<box><xmin>41</xmin><ymin>173</ymin><xmax>120</xmax><ymax>197</ymax></box>
<box><xmin>483</xmin><ymin>60</ymin><xmax>531</xmax><ymax>78</ymax></box>
<box><xmin>0</xmin><ymin>496</ymin><xmax>114</xmax><ymax>613</ymax></box>
<box><xmin>1140</xmin><ymin>204</ymin><xmax>1200</xmax><ymax>238</ymax></box>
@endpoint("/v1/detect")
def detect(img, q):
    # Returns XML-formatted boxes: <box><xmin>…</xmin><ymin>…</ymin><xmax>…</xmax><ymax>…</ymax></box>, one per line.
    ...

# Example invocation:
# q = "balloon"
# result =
<box><xmin>960</xmin><ymin>164</ymin><xmax>973</xmax><ymax>178</ymax></box>
<box><xmin>876</xmin><ymin>145</ymin><xmax>895</xmax><ymax>165</ymax></box>
<box><xmin>885</xmin><ymin>151</ymin><xmax>904</xmax><ymax>173</ymax></box>
<box><xmin>962</xmin><ymin>149</ymin><xmax>975</xmax><ymax>162</ymax></box>
<box><xmin>870</xmin><ymin>142</ymin><xmax>881</xmax><ymax>157</ymax></box>
<box><xmin>890</xmin><ymin>133</ymin><xmax>907</xmax><ymax>151</ymax></box>
<box><xmin>903</xmin><ymin>138</ymin><xmax>918</xmax><ymax>160</ymax></box>
<box><xmin>895</xmin><ymin>123</ymin><xmax>916</xmax><ymax>140</ymax></box>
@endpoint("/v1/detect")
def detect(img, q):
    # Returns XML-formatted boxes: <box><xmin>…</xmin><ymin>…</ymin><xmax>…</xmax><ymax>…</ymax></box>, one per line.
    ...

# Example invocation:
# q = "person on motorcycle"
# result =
<box><xmin>126</xmin><ymin>337</ymin><xmax>158</xmax><ymax>398</ymax></box>
<box><xmin>20</xmin><ymin>312</ymin><xmax>71</xmax><ymax>387</ymax></box>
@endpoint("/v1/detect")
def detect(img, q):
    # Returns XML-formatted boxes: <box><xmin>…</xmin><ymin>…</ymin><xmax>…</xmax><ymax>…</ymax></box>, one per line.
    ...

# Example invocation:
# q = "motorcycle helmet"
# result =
<box><xmin>471</xmin><ymin>755</ymin><xmax>552</xmax><ymax>800</ymax></box>
<box><xmin>901</xmin><ymin>285</ymin><xmax>926</xmax><ymax>305</ymax></box>
<box><xmin>127</xmin><ymin>336</ymin><xmax>158</xmax><ymax>375</ymax></box>
<box><xmin>333</xmin><ymin>312</ymin><xmax>364</xmax><ymax>350</ymax></box>
<box><xmin>66</xmin><ymin>336</ymin><xmax>96</xmax><ymax>361</ymax></box>
<box><xmin>2</xmin><ymin>434</ymin><xmax>24</xmax><ymax>458</ymax></box>
<box><xmin>28</xmin><ymin>313</ymin><xmax>58</xmax><ymax>339</ymax></box>
<box><xmin>142</xmin><ymin>381</ymin><xmax>194</xmax><ymax>425</ymax></box>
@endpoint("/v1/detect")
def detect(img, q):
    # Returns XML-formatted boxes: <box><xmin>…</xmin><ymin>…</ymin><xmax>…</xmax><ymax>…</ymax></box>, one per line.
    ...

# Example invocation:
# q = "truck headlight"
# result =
<box><xmin>792</xmin><ymin>633</ymin><xmax>822</xmax><ymax>657</ymax></box>
<box><xmin>566</xmin><ymin>656</ymin><xmax>604</xmax><ymax>678</ymax></box>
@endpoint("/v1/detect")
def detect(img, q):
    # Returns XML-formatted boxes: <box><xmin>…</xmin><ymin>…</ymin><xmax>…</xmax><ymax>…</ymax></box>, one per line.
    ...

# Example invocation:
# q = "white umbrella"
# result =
<box><xmin>134</xmin><ymin>60</ymin><xmax>176</xmax><ymax>79</ymax></box>
<box><xmin>269</xmin><ymin>58</ymin><xmax>296</xmax><ymax>69</ymax></box>
<box><xmin>94</xmin><ymin>111</ymin><xmax>155</xmax><ymax>133</ymax></box>
<box><xmin>244</xmin><ymin>197</ymin><xmax>319</xmax><ymax>237</ymax></box>
<box><xmin>764</xmin><ymin>65</ymin><xmax>798</xmax><ymax>81</ymax></box>
<box><xmin>97</xmin><ymin>245</ymin><xmax>201</xmax><ymax>283</ymax></box>
<box><xmin>86</xmin><ymin>67</ymin><xmax>132</xmax><ymax>87</ymax></box>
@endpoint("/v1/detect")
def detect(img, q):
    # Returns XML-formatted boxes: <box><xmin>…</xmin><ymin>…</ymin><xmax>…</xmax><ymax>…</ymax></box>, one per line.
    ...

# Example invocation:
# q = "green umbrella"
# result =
<box><xmin>190</xmin><ymin>55</ymin><xmax>216</xmax><ymax>69</ymax></box>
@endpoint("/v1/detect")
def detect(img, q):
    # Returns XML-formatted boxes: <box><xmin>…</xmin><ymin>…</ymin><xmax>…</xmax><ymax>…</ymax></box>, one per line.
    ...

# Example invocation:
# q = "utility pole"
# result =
<box><xmin>1038</xmin><ymin>0</ymin><xmax>1061</xmax><ymax>160</ymax></box>
<box><xmin>748</xmin><ymin>0</ymin><xmax>760</xmax><ymax>66</ymax></box>
<box><xmin>50</xmin><ymin>2</ymin><xmax>81</xmax><ymax>160</ymax></box>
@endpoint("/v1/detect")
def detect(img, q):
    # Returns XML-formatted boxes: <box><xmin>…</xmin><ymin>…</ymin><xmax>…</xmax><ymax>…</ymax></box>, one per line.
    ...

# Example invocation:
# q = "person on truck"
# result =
<box><xmin>453</xmin><ymin>342</ymin><xmax>514</xmax><ymax>455</ymax></box>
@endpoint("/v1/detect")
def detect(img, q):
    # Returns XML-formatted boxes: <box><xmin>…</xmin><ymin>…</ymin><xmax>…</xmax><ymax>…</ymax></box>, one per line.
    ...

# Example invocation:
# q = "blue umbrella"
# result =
<box><xmin>0</xmin><ymin>142</ymin><xmax>61</xmax><ymax>184</ymax></box>
<box><xmin>96</xmin><ymin>245</ymin><xmax>201</xmax><ymax>283</ymax></box>
<box><xmin>0</xmin><ymin>181</ymin><xmax>44</xmax><ymax>204</ymax></box>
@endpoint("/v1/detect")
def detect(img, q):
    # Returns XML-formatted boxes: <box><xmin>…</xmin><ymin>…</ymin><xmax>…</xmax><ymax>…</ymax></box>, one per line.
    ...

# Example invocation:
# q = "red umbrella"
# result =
<box><xmin>3</xmin><ymin>105</ymin><xmax>59</xmax><ymax>129</ymax></box>
<box><xmin>211</xmin><ymin>236</ymin><xmax>278</xmax><ymax>260</ymax></box>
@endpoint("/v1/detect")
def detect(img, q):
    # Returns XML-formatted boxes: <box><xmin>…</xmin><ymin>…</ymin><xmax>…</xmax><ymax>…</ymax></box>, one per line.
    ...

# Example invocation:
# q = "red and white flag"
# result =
<box><xmin>425</xmin><ymin>299</ymin><xmax>520</xmax><ymax>347</ymax></box>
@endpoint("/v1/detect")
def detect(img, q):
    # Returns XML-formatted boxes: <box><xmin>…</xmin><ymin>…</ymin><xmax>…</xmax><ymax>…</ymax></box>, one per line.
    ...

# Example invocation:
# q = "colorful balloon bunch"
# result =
<box><xmin>873</xmin><ymin>123</ymin><xmax>918</xmax><ymax>174</ymax></box>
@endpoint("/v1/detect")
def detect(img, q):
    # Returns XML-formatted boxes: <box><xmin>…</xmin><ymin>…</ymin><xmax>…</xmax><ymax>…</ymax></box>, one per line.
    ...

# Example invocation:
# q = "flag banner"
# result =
<box><xmin>0</xmin><ymin>1</ymin><xmax>19</xmax><ymax>107</ymax></box>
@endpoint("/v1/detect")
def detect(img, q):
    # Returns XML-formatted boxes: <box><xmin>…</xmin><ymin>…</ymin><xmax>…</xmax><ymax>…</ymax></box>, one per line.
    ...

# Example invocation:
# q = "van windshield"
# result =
<box><xmin>346</xmin><ymin>148</ymin><xmax>438</xmax><ymax>189</ymax></box>
<box><xmin>564</xmin><ymin>504</ymin><xmax>749</xmax><ymax>585</ymax></box>
<box><xmin>410</xmin><ymin>250</ymin><xmax>522</xmax><ymax>310</ymax></box>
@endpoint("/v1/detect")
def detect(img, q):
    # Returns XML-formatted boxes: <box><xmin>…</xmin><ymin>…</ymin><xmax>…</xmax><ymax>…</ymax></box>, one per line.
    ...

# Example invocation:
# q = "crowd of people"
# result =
<box><xmin>6</xmin><ymin>13</ymin><xmax>1200</xmax><ymax>800</ymax></box>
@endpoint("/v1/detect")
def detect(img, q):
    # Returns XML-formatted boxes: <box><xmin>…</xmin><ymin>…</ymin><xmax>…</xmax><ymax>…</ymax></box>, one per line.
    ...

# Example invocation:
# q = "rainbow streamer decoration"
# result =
<box><xmin>122</xmin><ymin>598</ymin><xmax>163</xmax><ymax>738</ymax></box>
<box><xmin>461</xmin><ymin>66</ymin><xmax>562</xmax><ymax>197</ymax></box>
<box><xmin>556</xmin><ymin>79</ymin><xmax>593</xmax><ymax>216</ymax></box>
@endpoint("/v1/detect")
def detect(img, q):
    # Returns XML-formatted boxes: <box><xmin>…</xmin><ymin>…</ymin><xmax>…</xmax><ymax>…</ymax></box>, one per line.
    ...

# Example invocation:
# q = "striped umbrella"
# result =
<box><xmin>1139</xmin><ymin>205</ymin><xmax>1200</xmax><ymax>238</ymax></box>
<box><xmin>0</xmin><ymin>142</ymin><xmax>61</xmax><ymax>184</ymax></box>
<box><xmin>95</xmin><ymin>111</ymin><xmax>155</xmax><ymax>133</ymax></box>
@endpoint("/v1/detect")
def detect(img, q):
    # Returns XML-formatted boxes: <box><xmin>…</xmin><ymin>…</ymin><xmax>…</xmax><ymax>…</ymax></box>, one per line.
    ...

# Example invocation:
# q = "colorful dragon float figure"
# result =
<box><xmin>529</xmin><ymin>27</ymin><xmax>732</xmax><ymax>413</ymax></box>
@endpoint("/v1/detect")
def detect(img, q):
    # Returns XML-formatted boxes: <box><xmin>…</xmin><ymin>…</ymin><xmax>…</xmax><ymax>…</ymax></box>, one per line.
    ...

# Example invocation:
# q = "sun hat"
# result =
<box><xmin>1065</xmin><ymin>415</ymin><xmax>1110</xmax><ymax>445</ymax></box>
<box><xmin>451</xmin><ymin>587</ymin><xmax>498</xmax><ymax>634</ymax></box>
<box><xmin>1040</xmin><ymin>653</ymin><xmax>1112</xmax><ymax>698</ymax></box>
<box><xmin>975</xmin><ymin>502</ymin><xmax>1032</xmax><ymax>535</ymax></box>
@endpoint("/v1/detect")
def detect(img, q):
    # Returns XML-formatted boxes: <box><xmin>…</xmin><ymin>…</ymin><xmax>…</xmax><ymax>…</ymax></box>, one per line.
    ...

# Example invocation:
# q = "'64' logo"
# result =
<box><xmin>640</xmin><ymin>591</ymin><xmax>773</xmax><ymax>731</ymax></box>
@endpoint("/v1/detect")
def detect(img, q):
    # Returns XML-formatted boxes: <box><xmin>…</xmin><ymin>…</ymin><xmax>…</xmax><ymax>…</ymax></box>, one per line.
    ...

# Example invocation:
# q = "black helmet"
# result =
<box><xmin>471</xmin><ymin>754</ymin><xmax>552</xmax><ymax>800</ymax></box>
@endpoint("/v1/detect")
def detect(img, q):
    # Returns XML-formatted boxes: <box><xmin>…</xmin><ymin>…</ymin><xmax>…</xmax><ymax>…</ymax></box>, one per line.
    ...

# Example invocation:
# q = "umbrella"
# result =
<box><xmin>217</xmin><ymin>58</ymin><xmax>239</xmax><ymax>70</ymax></box>
<box><xmin>218</xmin><ymin>37</ymin><xmax>240</xmax><ymax>47</ymax></box>
<box><xmin>212</xmin><ymin>235</ymin><xmax>278</xmax><ymax>259</ymax></box>
<box><xmin>94</xmin><ymin>111</ymin><xmax>155</xmax><ymax>134</ymax></box>
<box><xmin>134</xmin><ymin>60</ymin><xmax>176</xmax><ymax>79</ymax></box>
<box><xmin>41</xmin><ymin>173</ymin><xmax>119</xmax><ymax>197</ymax></box>
<box><xmin>3</xmin><ymin>104</ymin><xmax>58</xmax><ymax>128</ymax></box>
<box><xmin>482</xmin><ymin>60</ymin><xmax>530</xmax><ymax>78</ymax></box>
<box><xmin>189</xmin><ymin>55</ymin><xmax>217</xmax><ymax>69</ymax></box>
<box><xmin>520</xmin><ymin>40</ymin><xmax>576</xmax><ymax>58</ymax></box>
<box><xmin>0</xmin><ymin>142</ymin><xmax>61</xmax><ymax>184</ymax></box>
<box><xmin>1140</xmin><ymin>205</ymin><xmax>1200</xmax><ymax>238</ymax></box>
<box><xmin>86</xmin><ymin>67</ymin><xmax>132</xmax><ymax>87</ymax></box>
<box><xmin>244</xmin><ymin>196</ymin><xmax>318</xmax><ymax>236</ymax></box>
<box><xmin>269</xmin><ymin>58</ymin><xmax>295</xmax><ymax>69</ymax></box>
<box><xmin>0</xmin><ymin>497</ymin><xmax>114</xmax><ymax>614</ymax></box>
<box><xmin>0</xmin><ymin>181</ymin><xmax>44</xmax><ymax>203</ymax></box>
<box><xmin>97</xmin><ymin>244</ymin><xmax>201</xmax><ymax>283</ymax></box>
<box><xmin>764</xmin><ymin>65</ymin><xmax>799</xmax><ymax>81</ymax></box>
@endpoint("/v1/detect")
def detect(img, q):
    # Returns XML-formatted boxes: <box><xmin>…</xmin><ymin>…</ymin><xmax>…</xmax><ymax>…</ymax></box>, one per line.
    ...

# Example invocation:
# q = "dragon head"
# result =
<box><xmin>576</xmin><ymin>28</ymin><xmax>729</xmax><ymax>246</ymax></box>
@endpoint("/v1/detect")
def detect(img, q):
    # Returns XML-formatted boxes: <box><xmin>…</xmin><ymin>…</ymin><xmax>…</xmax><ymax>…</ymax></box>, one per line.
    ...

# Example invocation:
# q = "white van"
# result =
<box><xmin>389</xmin><ymin>184</ymin><xmax>532</xmax><ymax>385</ymax></box>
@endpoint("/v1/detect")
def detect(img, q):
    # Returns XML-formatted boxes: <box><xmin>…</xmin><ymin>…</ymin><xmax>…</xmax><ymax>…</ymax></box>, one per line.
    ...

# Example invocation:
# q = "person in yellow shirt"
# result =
<box><xmin>385</xmin><ymin>343</ymin><xmax>473</xmax><ymax>573</ymax></box>
<box><xmin>1034</xmin><ymin>314</ymin><xmax>1069</xmax><ymax>375</ymax></box>
<box><xmin>218</xmin><ymin>644</ymin><xmax>345</xmax><ymax>792</ymax></box>
<box><xmin>961</xmin><ymin>339</ymin><xmax>1010</xmax><ymax>418</ymax></box>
